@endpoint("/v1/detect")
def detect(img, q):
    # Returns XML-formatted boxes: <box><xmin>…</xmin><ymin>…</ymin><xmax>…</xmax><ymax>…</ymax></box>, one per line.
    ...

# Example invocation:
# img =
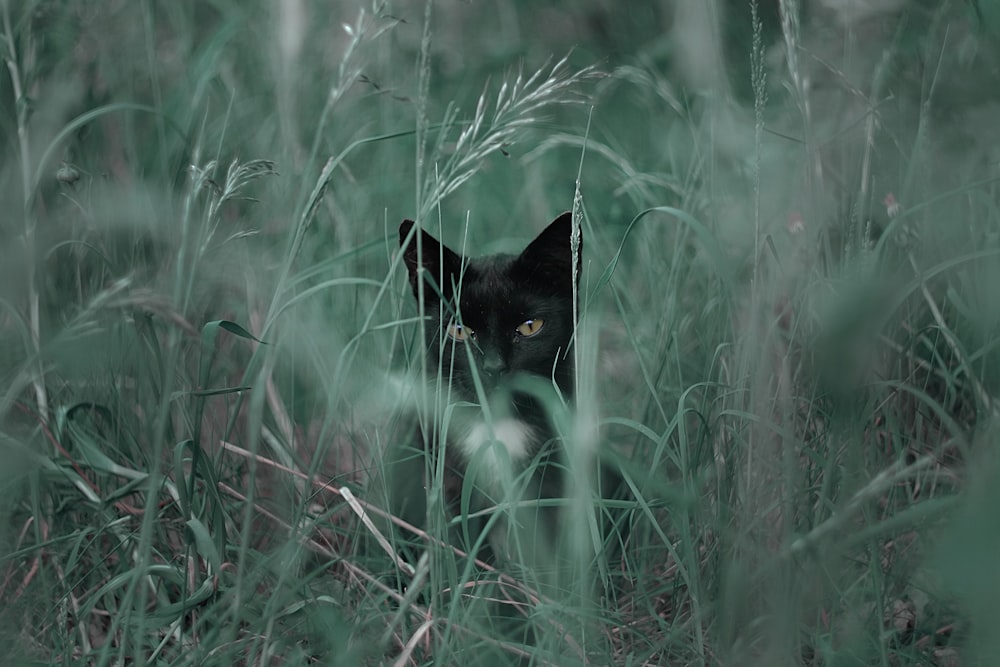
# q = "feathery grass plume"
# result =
<box><xmin>417</xmin><ymin>55</ymin><xmax>601</xmax><ymax>219</ymax></box>
<box><xmin>179</xmin><ymin>158</ymin><xmax>276</xmax><ymax>297</ymax></box>
<box><xmin>301</xmin><ymin>1</ymin><xmax>397</xmax><ymax>176</ymax></box>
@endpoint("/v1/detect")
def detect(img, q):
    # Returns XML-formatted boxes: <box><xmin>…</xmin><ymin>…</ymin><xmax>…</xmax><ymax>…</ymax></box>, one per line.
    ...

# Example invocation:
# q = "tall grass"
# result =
<box><xmin>1</xmin><ymin>0</ymin><xmax>998</xmax><ymax>665</ymax></box>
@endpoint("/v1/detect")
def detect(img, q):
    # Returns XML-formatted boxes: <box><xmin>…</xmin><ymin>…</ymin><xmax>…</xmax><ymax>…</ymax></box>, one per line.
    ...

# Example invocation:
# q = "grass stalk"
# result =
<box><xmin>2</xmin><ymin>0</ymin><xmax>47</xmax><ymax>426</ymax></box>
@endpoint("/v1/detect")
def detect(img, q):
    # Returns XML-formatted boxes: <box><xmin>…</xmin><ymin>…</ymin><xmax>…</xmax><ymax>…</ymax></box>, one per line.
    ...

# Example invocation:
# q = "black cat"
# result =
<box><xmin>393</xmin><ymin>211</ymin><xmax>580</xmax><ymax>570</ymax></box>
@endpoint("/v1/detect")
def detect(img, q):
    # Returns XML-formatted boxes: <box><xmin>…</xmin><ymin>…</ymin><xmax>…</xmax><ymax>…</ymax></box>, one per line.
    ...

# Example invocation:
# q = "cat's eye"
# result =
<box><xmin>446</xmin><ymin>322</ymin><xmax>474</xmax><ymax>341</ymax></box>
<box><xmin>515</xmin><ymin>319</ymin><xmax>544</xmax><ymax>337</ymax></box>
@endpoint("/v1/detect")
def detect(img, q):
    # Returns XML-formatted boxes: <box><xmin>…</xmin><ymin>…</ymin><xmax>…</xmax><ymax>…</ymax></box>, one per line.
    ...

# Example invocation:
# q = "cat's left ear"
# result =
<box><xmin>517</xmin><ymin>211</ymin><xmax>581</xmax><ymax>292</ymax></box>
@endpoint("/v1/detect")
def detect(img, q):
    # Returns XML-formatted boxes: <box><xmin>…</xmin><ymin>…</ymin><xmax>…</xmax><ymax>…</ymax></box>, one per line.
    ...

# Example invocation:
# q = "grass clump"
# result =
<box><xmin>1</xmin><ymin>1</ymin><xmax>999</xmax><ymax>665</ymax></box>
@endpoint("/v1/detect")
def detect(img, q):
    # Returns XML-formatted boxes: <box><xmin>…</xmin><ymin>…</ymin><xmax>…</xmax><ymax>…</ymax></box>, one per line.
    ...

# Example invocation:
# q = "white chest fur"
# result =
<box><xmin>457</xmin><ymin>418</ymin><xmax>533</xmax><ymax>484</ymax></box>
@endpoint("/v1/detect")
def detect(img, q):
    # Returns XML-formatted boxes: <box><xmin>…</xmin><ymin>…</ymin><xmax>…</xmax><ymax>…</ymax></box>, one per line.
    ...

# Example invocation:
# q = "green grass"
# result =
<box><xmin>2</xmin><ymin>0</ymin><xmax>1000</xmax><ymax>664</ymax></box>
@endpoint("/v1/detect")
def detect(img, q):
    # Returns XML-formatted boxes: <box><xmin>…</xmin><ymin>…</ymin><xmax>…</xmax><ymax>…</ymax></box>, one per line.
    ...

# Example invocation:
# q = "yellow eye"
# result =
<box><xmin>447</xmin><ymin>322</ymin><xmax>474</xmax><ymax>341</ymax></box>
<box><xmin>515</xmin><ymin>319</ymin><xmax>544</xmax><ymax>337</ymax></box>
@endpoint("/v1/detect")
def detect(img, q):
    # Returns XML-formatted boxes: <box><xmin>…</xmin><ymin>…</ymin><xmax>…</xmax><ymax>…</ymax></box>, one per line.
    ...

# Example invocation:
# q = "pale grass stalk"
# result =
<box><xmin>249</xmin><ymin>309</ymin><xmax>300</xmax><ymax>476</ymax></box>
<box><xmin>750</xmin><ymin>0</ymin><xmax>766</xmax><ymax>288</ymax></box>
<box><xmin>745</xmin><ymin>0</ymin><xmax>768</xmax><ymax>543</ymax></box>
<box><xmin>40</xmin><ymin>528</ymin><xmax>94</xmax><ymax>656</ymax></box>
<box><xmin>392</xmin><ymin>619</ymin><xmax>434</xmax><ymax>667</ymax></box>
<box><xmin>778</xmin><ymin>0</ymin><xmax>824</xmax><ymax>186</ymax></box>
<box><xmin>342</xmin><ymin>486</ymin><xmax>416</xmax><ymax>576</ymax></box>
<box><xmin>2</xmin><ymin>1</ymin><xmax>47</xmax><ymax>425</ymax></box>
<box><xmin>56</xmin><ymin>574</ymin><xmax>92</xmax><ymax>656</ymax></box>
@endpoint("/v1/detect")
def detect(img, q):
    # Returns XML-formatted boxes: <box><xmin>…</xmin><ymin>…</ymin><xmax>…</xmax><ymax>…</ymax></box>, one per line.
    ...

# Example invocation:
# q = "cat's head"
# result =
<box><xmin>399</xmin><ymin>212</ymin><xmax>580</xmax><ymax>403</ymax></box>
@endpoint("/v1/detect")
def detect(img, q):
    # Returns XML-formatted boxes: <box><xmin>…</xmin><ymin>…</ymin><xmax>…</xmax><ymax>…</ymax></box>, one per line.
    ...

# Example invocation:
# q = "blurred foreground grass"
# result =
<box><xmin>1</xmin><ymin>1</ymin><xmax>1000</xmax><ymax>664</ymax></box>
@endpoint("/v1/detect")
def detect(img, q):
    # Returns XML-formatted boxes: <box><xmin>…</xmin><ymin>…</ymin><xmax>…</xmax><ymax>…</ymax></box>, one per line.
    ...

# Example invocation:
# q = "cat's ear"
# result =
<box><xmin>399</xmin><ymin>219</ymin><xmax>462</xmax><ymax>300</ymax></box>
<box><xmin>516</xmin><ymin>211</ymin><xmax>581</xmax><ymax>292</ymax></box>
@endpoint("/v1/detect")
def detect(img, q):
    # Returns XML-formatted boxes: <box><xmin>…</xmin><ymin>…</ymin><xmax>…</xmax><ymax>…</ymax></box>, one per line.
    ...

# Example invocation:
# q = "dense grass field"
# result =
<box><xmin>3</xmin><ymin>1</ymin><xmax>1000</xmax><ymax>664</ymax></box>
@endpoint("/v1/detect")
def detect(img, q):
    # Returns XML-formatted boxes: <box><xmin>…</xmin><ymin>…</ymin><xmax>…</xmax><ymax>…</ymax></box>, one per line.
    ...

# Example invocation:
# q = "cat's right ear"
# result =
<box><xmin>399</xmin><ymin>220</ymin><xmax>461</xmax><ymax>300</ymax></box>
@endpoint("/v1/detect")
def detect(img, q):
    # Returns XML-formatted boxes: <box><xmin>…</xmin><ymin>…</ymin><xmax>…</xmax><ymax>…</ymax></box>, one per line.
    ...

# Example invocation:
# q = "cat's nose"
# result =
<box><xmin>481</xmin><ymin>350</ymin><xmax>506</xmax><ymax>377</ymax></box>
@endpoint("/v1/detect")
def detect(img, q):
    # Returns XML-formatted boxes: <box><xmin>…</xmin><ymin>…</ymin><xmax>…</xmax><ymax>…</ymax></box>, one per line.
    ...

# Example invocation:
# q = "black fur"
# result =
<box><xmin>395</xmin><ymin>212</ymin><xmax>580</xmax><ymax>563</ymax></box>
